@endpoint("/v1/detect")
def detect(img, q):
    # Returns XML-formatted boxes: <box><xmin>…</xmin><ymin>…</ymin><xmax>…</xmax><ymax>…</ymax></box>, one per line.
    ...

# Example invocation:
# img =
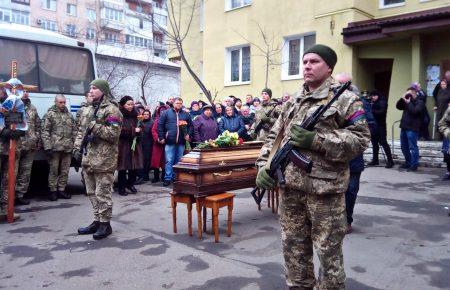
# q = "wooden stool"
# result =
<box><xmin>170</xmin><ymin>192</ymin><xmax>196</xmax><ymax>236</ymax></box>
<box><xmin>196</xmin><ymin>193</ymin><xmax>235</xmax><ymax>243</ymax></box>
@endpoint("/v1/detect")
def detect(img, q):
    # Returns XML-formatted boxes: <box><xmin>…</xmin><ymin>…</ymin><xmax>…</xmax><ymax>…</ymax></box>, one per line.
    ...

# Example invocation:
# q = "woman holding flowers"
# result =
<box><xmin>117</xmin><ymin>96</ymin><xmax>143</xmax><ymax>196</ymax></box>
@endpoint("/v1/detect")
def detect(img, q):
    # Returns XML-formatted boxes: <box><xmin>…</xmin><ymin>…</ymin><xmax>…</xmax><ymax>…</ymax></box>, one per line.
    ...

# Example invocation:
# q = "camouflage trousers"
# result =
<box><xmin>83</xmin><ymin>170</ymin><xmax>114</xmax><ymax>222</ymax></box>
<box><xmin>15</xmin><ymin>150</ymin><xmax>35</xmax><ymax>198</ymax></box>
<box><xmin>279</xmin><ymin>188</ymin><xmax>346</xmax><ymax>290</ymax></box>
<box><xmin>48</xmin><ymin>151</ymin><xmax>71</xmax><ymax>192</ymax></box>
<box><xmin>0</xmin><ymin>153</ymin><xmax>20</xmax><ymax>215</ymax></box>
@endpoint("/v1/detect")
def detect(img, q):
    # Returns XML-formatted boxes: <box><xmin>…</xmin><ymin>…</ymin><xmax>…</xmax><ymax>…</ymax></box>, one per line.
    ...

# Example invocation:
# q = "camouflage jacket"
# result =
<box><xmin>20</xmin><ymin>101</ymin><xmax>41</xmax><ymax>151</ymax></box>
<box><xmin>256</xmin><ymin>77</ymin><xmax>370</xmax><ymax>195</ymax></box>
<box><xmin>438</xmin><ymin>107</ymin><xmax>450</xmax><ymax>139</ymax></box>
<box><xmin>75</xmin><ymin>102</ymin><xmax>91</xmax><ymax>129</ymax></box>
<box><xmin>74</xmin><ymin>97</ymin><xmax>122</xmax><ymax>173</ymax></box>
<box><xmin>251</xmin><ymin>101</ymin><xmax>281</xmax><ymax>140</ymax></box>
<box><xmin>41</xmin><ymin>105</ymin><xmax>75</xmax><ymax>153</ymax></box>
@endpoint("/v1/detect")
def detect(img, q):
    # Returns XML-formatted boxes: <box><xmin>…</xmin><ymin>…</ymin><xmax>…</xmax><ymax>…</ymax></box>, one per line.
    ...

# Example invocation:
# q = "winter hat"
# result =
<box><xmin>262</xmin><ymin>88</ymin><xmax>272</xmax><ymax>98</ymax></box>
<box><xmin>119</xmin><ymin>95</ymin><xmax>133</xmax><ymax>106</ymax></box>
<box><xmin>90</xmin><ymin>79</ymin><xmax>111</xmax><ymax>97</ymax></box>
<box><xmin>303</xmin><ymin>44</ymin><xmax>337</xmax><ymax>69</ymax></box>
<box><xmin>202</xmin><ymin>105</ymin><xmax>213</xmax><ymax>111</ymax></box>
<box><xmin>158</xmin><ymin>101</ymin><xmax>165</xmax><ymax>106</ymax></box>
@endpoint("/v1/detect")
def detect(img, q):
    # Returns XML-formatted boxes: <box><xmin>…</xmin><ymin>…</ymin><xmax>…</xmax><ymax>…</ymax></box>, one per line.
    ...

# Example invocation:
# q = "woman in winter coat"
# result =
<box><xmin>213</xmin><ymin>103</ymin><xmax>224</xmax><ymax>122</ymax></box>
<box><xmin>193</xmin><ymin>105</ymin><xmax>219</xmax><ymax>144</ymax></box>
<box><xmin>139</xmin><ymin>110</ymin><xmax>153</xmax><ymax>182</ymax></box>
<box><xmin>150</xmin><ymin>105</ymin><xmax>167</xmax><ymax>183</ymax></box>
<box><xmin>117</xmin><ymin>96</ymin><xmax>143</xmax><ymax>196</ymax></box>
<box><xmin>219</xmin><ymin>106</ymin><xmax>245</xmax><ymax>137</ymax></box>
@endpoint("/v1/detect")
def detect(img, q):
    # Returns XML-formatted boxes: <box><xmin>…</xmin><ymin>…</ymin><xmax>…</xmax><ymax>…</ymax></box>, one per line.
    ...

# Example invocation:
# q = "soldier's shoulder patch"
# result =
<box><xmin>346</xmin><ymin>101</ymin><xmax>366</xmax><ymax>126</ymax></box>
<box><xmin>105</xmin><ymin>115</ymin><xmax>122</xmax><ymax>127</ymax></box>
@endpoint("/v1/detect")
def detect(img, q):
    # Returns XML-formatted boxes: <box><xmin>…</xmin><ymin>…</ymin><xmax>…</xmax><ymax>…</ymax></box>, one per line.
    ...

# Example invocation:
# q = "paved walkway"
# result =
<box><xmin>0</xmin><ymin>166</ymin><xmax>449</xmax><ymax>290</ymax></box>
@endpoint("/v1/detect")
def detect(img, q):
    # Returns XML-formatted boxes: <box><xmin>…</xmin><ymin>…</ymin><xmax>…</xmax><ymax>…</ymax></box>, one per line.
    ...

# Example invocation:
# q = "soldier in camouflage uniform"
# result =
<box><xmin>250</xmin><ymin>88</ymin><xmax>281</xmax><ymax>140</ymax></box>
<box><xmin>15</xmin><ymin>91</ymin><xmax>41</xmax><ymax>205</ymax></box>
<box><xmin>256</xmin><ymin>45</ymin><xmax>370</xmax><ymax>290</ymax></box>
<box><xmin>0</xmin><ymin>87</ymin><xmax>24</xmax><ymax>221</ymax></box>
<box><xmin>438</xmin><ymin>106</ymin><xmax>450</xmax><ymax>180</ymax></box>
<box><xmin>73</xmin><ymin>79</ymin><xmax>122</xmax><ymax>240</ymax></box>
<box><xmin>41</xmin><ymin>95</ymin><xmax>75</xmax><ymax>201</ymax></box>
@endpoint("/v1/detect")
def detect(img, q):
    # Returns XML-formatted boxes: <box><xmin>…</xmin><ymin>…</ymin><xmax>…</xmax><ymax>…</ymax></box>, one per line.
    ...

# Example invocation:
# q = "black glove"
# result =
<box><xmin>0</xmin><ymin>128</ymin><xmax>11</xmax><ymax>139</ymax></box>
<box><xmin>72</xmin><ymin>149</ymin><xmax>82</xmax><ymax>163</ymax></box>
<box><xmin>10</xmin><ymin>130</ymin><xmax>25</xmax><ymax>139</ymax></box>
<box><xmin>45</xmin><ymin>149</ymin><xmax>53</xmax><ymax>158</ymax></box>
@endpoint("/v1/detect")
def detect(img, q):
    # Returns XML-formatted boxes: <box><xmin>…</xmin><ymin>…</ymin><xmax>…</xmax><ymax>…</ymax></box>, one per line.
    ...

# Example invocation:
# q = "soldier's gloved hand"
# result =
<box><xmin>260</xmin><ymin>115</ymin><xmax>271</xmax><ymax>123</ymax></box>
<box><xmin>0</xmin><ymin>128</ymin><xmax>12</xmax><ymax>139</ymax></box>
<box><xmin>45</xmin><ymin>149</ymin><xmax>53</xmax><ymax>158</ymax></box>
<box><xmin>256</xmin><ymin>167</ymin><xmax>276</xmax><ymax>190</ymax></box>
<box><xmin>10</xmin><ymin>130</ymin><xmax>25</xmax><ymax>139</ymax></box>
<box><xmin>72</xmin><ymin>149</ymin><xmax>82</xmax><ymax>163</ymax></box>
<box><xmin>289</xmin><ymin>125</ymin><xmax>316</xmax><ymax>150</ymax></box>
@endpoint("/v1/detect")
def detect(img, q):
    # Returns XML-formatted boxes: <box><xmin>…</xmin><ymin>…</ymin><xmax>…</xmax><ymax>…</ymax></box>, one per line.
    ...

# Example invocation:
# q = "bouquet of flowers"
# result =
<box><xmin>131</xmin><ymin>114</ymin><xmax>144</xmax><ymax>152</ymax></box>
<box><xmin>178</xmin><ymin>120</ymin><xmax>191</xmax><ymax>151</ymax></box>
<box><xmin>196</xmin><ymin>130</ymin><xmax>244</xmax><ymax>149</ymax></box>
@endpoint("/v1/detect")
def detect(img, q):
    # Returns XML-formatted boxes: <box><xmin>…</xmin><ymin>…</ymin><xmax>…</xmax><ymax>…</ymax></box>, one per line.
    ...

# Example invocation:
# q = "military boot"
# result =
<box><xmin>48</xmin><ymin>191</ymin><xmax>58</xmax><ymax>201</ymax></box>
<box><xmin>93</xmin><ymin>222</ymin><xmax>112</xmax><ymax>240</ymax></box>
<box><xmin>57</xmin><ymin>191</ymin><xmax>71</xmax><ymax>199</ymax></box>
<box><xmin>118</xmin><ymin>187</ymin><xmax>127</xmax><ymax>196</ymax></box>
<box><xmin>78</xmin><ymin>221</ymin><xmax>100</xmax><ymax>235</ymax></box>
<box><xmin>126</xmin><ymin>185</ymin><xmax>137</xmax><ymax>194</ymax></box>
<box><xmin>15</xmin><ymin>196</ymin><xmax>30</xmax><ymax>206</ymax></box>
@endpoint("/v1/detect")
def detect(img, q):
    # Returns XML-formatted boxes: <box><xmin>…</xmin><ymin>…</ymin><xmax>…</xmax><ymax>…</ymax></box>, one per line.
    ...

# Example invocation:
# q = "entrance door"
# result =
<box><xmin>374</xmin><ymin>71</ymin><xmax>392</xmax><ymax>100</ymax></box>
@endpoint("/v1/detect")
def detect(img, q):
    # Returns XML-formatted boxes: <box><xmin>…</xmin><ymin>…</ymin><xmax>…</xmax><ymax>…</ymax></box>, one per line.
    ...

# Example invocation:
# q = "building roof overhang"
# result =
<box><xmin>342</xmin><ymin>6</ymin><xmax>450</xmax><ymax>45</ymax></box>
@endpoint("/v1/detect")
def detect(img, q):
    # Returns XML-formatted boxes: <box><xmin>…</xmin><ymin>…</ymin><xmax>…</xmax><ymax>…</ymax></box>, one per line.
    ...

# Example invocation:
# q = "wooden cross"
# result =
<box><xmin>0</xmin><ymin>60</ymin><xmax>36</xmax><ymax>223</ymax></box>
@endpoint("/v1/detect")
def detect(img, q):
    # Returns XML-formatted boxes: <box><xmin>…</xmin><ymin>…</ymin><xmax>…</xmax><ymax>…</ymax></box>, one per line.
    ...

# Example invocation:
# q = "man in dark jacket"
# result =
<box><xmin>158</xmin><ymin>97</ymin><xmax>192</xmax><ymax>186</ymax></box>
<box><xmin>396</xmin><ymin>87</ymin><xmax>425</xmax><ymax>171</ymax></box>
<box><xmin>369</xmin><ymin>91</ymin><xmax>394</xmax><ymax>168</ymax></box>
<box><xmin>345</xmin><ymin>154</ymin><xmax>364</xmax><ymax>234</ymax></box>
<box><xmin>193</xmin><ymin>105</ymin><xmax>218</xmax><ymax>144</ymax></box>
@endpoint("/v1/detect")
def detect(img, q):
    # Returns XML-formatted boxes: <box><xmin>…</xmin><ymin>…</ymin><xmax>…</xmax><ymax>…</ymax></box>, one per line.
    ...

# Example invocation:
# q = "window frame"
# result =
<box><xmin>65</xmin><ymin>24</ymin><xmax>77</xmax><ymax>37</ymax></box>
<box><xmin>379</xmin><ymin>0</ymin><xmax>405</xmax><ymax>9</ymax></box>
<box><xmin>11</xmin><ymin>10</ymin><xmax>30</xmax><ymax>25</ymax></box>
<box><xmin>42</xmin><ymin>0</ymin><xmax>57</xmax><ymax>11</ymax></box>
<box><xmin>86</xmin><ymin>28</ymin><xmax>95</xmax><ymax>40</ymax></box>
<box><xmin>224</xmin><ymin>44</ymin><xmax>251</xmax><ymax>86</ymax></box>
<box><xmin>225</xmin><ymin>0</ymin><xmax>252</xmax><ymax>11</ymax></box>
<box><xmin>67</xmin><ymin>4</ymin><xmax>77</xmax><ymax>16</ymax></box>
<box><xmin>0</xmin><ymin>8</ymin><xmax>11</xmax><ymax>22</ymax></box>
<box><xmin>86</xmin><ymin>8</ymin><xmax>96</xmax><ymax>22</ymax></box>
<box><xmin>281</xmin><ymin>32</ymin><xmax>316</xmax><ymax>81</ymax></box>
<box><xmin>40</xmin><ymin>19</ymin><xmax>57</xmax><ymax>31</ymax></box>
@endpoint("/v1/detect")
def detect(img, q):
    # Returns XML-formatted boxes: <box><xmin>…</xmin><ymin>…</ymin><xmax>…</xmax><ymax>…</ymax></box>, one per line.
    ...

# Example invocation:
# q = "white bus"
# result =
<box><xmin>0</xmin><ymin>23</ymin><xmax>96</xmax><ymax>187</ymax></box>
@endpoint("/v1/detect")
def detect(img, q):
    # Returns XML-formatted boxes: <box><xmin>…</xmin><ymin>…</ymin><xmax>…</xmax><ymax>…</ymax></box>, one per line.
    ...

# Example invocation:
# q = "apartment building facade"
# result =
<box><xmin>176</xmin><ymin>0</ymin><xmax>450</xmax><ymax>137</ymax></box>
<box><xmin>0</xmin><ymin>0</ymin><xmax>180</xmax><ymax>103</ymax></box>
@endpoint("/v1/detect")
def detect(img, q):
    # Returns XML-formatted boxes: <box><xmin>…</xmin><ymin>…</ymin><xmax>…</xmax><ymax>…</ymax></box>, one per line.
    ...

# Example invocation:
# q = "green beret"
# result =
<box><xmin>303</xmin><ymin>44</ymin><xmax>337</xmax><ymax>69</ymax></box>
<box><xmin>90</xmin><ymin>79</ymin><xmax>111</xmax><ymax>98</ymax></box>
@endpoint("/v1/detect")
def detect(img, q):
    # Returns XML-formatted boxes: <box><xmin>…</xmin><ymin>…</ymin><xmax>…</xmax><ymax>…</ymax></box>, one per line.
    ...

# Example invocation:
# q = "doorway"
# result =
<box><xmin>358</xmin><ymin>58</ymin><xmax>393</xmax><ymax>100</ymax></box>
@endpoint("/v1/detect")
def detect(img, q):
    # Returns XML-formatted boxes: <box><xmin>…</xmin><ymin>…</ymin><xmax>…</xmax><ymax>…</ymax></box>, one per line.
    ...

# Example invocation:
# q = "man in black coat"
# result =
<box><xmin>396</xmin><ymin>87</ymin><xmax>425</xmax><ymax>171</ymax></box>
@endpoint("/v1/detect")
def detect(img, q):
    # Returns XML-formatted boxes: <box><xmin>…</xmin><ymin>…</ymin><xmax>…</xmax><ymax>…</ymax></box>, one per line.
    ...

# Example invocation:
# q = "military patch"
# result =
<box><xmin>105</xmin><ymin>115</ymin><xmax>122</xmax><ymax>127</ymax></box>
<box><xmin>346</xmin><ymin>110</ymin><xmax>366</xmax><ymax>126</ymax></box>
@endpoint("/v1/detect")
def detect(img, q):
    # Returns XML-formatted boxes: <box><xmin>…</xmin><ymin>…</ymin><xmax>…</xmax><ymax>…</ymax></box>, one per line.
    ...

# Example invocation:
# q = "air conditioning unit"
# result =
<box><xmin>37</xmin><ymin>19</ymin><xmax>43</xmax><ymax>25</ymax></box>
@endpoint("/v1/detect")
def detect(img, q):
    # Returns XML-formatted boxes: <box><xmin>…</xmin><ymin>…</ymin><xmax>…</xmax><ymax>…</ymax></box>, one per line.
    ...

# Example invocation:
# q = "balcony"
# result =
<box><xmin>100</xmin><ymin>19</ymin><xmax>124</xmax><ymax>31</ymax></box>
<box><xmin>153</xmin><ymin>42</ymin><xmax>166</xmax><ymax>51</ymax></box>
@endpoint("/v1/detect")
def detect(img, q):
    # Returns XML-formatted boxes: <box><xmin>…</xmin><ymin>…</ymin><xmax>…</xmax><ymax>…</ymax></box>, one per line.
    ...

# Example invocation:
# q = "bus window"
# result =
<box><xmin>37</xmin><ymin>44</ymin><xmax>94</xmax><ymax>95</ymax></box>
<box><xmin>0</xmin><ymin>38</ymin><xmax>38</xmax><ymax>86</ymax></box>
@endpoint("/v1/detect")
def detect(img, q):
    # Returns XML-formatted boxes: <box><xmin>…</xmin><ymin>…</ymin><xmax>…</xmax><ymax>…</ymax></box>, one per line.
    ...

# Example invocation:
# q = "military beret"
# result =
<box><xmin>303</xmin><ymin>44</ymin><xmax>338</xmax><ymax>69</ymax></box>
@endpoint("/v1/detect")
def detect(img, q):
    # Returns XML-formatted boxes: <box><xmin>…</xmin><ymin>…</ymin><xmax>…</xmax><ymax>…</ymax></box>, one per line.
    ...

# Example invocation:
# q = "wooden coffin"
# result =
<box><xmin>173</xmin><ymin>141</ymin><xmax>263</xmax><ymax>197</ymax></box>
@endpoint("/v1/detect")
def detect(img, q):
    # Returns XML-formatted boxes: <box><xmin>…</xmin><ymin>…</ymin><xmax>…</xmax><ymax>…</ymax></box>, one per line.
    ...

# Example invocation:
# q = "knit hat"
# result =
<box><xmin>303</xmin><ymin>44</ymin><xmax>337</xmax><ymax>69</ymax></box>
<box><xmin>119</xmin><ymin>95</ymin><xmax>133</xmax><ymax>106</ymax></box>
<box><xmin>262</xmin><ymin>88</ymin><xmax>272</xmax><ymax>98</ymax></box>
<box><xmin>90</xmin><ymin>79</ymin><xmax>111</xmax><ymax>97</ymax></box>
<box><xmin>202</xmin><ymin>104</ymin><xmax>213</xmax><ymax>111</ymax></box>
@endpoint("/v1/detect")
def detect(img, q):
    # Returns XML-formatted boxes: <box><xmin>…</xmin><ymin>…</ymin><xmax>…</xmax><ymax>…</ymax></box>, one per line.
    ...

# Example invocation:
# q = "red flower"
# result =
<box><xmin>238</xmin><ymin>138</ymin><xmax>244</xmax><ymax>145</ymax></box>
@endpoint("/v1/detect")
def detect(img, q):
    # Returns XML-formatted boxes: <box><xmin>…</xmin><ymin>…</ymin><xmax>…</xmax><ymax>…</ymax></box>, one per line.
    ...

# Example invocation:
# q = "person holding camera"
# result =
<box><xmin>396</xmin><ymin>87</ymin><xmax>425</xmax><ymax>171</ymax></box>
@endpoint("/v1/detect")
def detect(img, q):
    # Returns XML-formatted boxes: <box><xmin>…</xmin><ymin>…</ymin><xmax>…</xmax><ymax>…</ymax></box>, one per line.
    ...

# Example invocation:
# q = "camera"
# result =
<box><xmin>405</xmin><ymin>93</ymin><xmax>412</xmax><ymax>100</ymax></box>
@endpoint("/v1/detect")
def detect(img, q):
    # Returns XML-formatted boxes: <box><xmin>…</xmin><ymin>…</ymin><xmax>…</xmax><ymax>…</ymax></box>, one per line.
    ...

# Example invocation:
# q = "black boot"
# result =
<box><xmin>48</xmin><ymin>191</ymin><xmax>58</xmax><ymax>201</ymax></box>
<box><xmin>58</xmin><ymin>191</ymin><xmax>71</xmax><ymax>199</ymax></box>
<box><xmin>78</xmin><ymin>221</ymin><xmax>100</xmax><ymax>235</ymax></box>
<box><xmin>367</xmin><ymin>159</ymin><xmax>379</xmax><ymax>166</ymax></box>
<box><xmin>385</xmin><ymin>149</ymin><xmax>394</xmax><ymax>168</ymax></box>
<box><xmin>118</xmin><ymin>187</ymin><xmax>128</xmax><ymax>196</ymax></box>
<box><xmin>93</xmin><ymin>222</ymin><xmax>112</xmax><ymax>240</ymax></box>
<box><xmin>126</xmin><ymin>185</ymin><xmax>137</xmax><ymax>193</ymax></box>
<box><xmin>15</xmin><ymin>196</ymin><xmax>30</xmax><ymax>206</ymax></box>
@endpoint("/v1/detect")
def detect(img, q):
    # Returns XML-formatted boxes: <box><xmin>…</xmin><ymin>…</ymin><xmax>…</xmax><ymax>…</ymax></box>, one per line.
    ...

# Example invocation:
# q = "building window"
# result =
<box><xmin>154</xmin><ymin>0</ymin><xmax>164</xmax><ymax>8</ymax></box>
<box><xmin>226</xmin><ymin>0</ymin><xmax>251</xmax><ymax>11</ymax></box>
<box><xmin>103</xmin><ymin>8</ymin><xmax>123</xmax><ymax>22</ymax></box>
<box><xmin>379</xmin><ymin>0</ymin><xmax>405</xmax><ymax>8</ymax></box>
<box><xmin>12</xmin><ymin>0</ymin><xmax>30</xmax><ymax>4</ymax></box>
<box><xmin>125</xmin><ymin>35</ymin><xmax>152</xmax><ymax>48</ymax></box>
<box><xmin>282</xmin><ymin>33</ymin><xmax>316</xmax><ymax>80</ymax></box>
<box><xmin>11</xmin><ymin>10</ymin><xmax>29</xmax><ymax>25</ymax></box>
<box><xmin>40</xmin><ymin>19</ymin><xmax>57</xmax><ymax>31</ymax></box>
<box><xmin>86</xmin><ymin>8</ymin><xmax>96</xmax><ymax>22</ymax></box>
<box><xmin>66</xmin><ymin>24</ymin><xmax>76</xmax><ymax>37</ymax></box>
<box><xmin>86</xmin><ymin>28</ymin><xmax>95</xmax><ymax>40</ymax></box>
<box><xmin>67</xmin><ymin>4</ymin><xmax>77</xmax><ymax>16</ymax></box>
<box><xmin>0</xmin><ymin>9</ymin><xmax>11</xmax><ymax>22</ymax></box>
<box><xmin>42</xmin><ymin>0</ymin><xmax>57</xmax><ymax>11</ymax></box>
<box><xmin>104</xmin><ymin>32</ymin><xmax>119</xmax><ymax>44</ymax></box>
<box><xmin>153</xmin><ymin>13</ymin><xmax>167</xmax><ymax>27</ymax></box>
<box><xmin>226</xmin><ymin>45</ymin><xmax>250</xmax><ymax>84</ymax></box>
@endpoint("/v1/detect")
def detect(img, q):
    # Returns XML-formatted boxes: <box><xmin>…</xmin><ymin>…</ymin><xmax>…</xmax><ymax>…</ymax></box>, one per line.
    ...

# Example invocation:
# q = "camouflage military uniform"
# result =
<box><xmin>41</xmin><ymin>105</ymin><xmax>75</xmax><ymax>192</ymax></box>
<box><xmin>256</xmin><ymin>77</ymin><xmax>370</xmax><ymax>289</ymax></box>
<box><xmin>15</xmin><ymin>100</ymin><xmax>41</xmax><ymax>198</ymax></box>
<box><xmin>75</xmin><ymin>102</ymin><xmax>91</xmax><ymax>129</ymax></box>
<box><xmin>250</xmin><ymin>101</ymin><xmax>281</xmax><ymax>140</ymax></box>
<box><xmin>438</xmin><ymin>107</ymin><xmax>450</xmax><ymax>139</ymax></box>
<box><xmin>74</xmin><ymin>97</ymin><xmax>122</xmax><ymax>222</ymax></box>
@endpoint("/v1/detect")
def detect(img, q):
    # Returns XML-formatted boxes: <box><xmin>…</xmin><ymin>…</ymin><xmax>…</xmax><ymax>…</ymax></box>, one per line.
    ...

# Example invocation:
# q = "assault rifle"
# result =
<box><xmin>79</xmin><ymin>97</ymin><xmax>103</xmax><ymax>156</ymax></box>
<box><xmin>253</xmin><ymin>103</ymin><xmax>278</xmax><ymax>135</ymax></box>
<box><xmin>268</xmin><ymin>81</ymin><xmax>351</xmax><ymax>187</ymax></box>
